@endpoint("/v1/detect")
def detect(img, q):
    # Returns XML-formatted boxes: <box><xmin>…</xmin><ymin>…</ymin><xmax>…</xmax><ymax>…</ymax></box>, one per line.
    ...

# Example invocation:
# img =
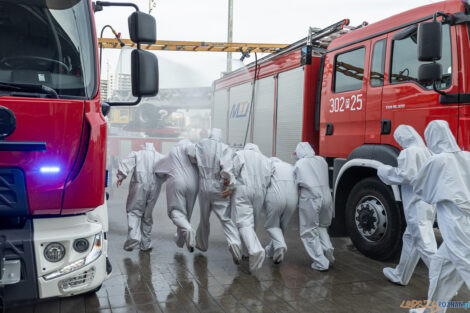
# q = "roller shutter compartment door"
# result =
<box><xmin>212</xmin><ymin>89</ymin><xmax>229</xmax><ymax>140</ymax></box>
<box><xmin>228</xmin><ymin>83</ymin><xmax>252</xmax><ymax>148</ymax></box>
<box><xmin>275</xmin><ymin>67</ymin><xmax>305</xmax><ymax>163</ymax></box>
<box><xmin>252</xmin><ymin>76</ymin><xmax>275</xmax><ymax>156</ymax></box>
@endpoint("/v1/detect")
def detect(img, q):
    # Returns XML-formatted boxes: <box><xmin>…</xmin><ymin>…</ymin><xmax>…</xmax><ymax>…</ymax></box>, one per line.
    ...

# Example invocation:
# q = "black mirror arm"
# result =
<box><xmin>107</xmin><ymin>96</ymin><xmax>142</xmax><ymax>107</ymax></box>
<box><xmin>95</xmin><ymin>1</ymin><xmax>139</xmax><ymax>12</ymax></box>
<box><xmin>447</xmin><ymin>12</ymin><xmax>470</xmax><ymax>25</ymax></box>
<box><xmin>94</xmin><ymin>2</ymin><xmax>141</xmax><ymax>50</ymax></box>
<box><xmin>433</xmin><ymin>81</ymin><xmax>447</xmax><ymax>96</ymax></box>
<box><xmin>432</xmin><ymin>11</ymin><xmax>454</xmax><ymax>24</ymax></box>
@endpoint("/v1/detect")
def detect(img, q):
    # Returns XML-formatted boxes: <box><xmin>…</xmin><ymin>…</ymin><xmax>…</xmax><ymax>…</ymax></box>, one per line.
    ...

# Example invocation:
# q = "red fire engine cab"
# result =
<box><xmin>0</xmin><ymin>0</ymin><xmax>158</xmax><ymax>308</ymax></box>
<box><xmin>212</xmin><ymin>0</ymin><xmax>470</xmax><ymax>260</ymax></box>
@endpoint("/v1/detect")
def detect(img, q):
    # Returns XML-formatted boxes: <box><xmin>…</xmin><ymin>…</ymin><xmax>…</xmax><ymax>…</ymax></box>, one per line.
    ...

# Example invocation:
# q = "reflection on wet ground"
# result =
<box><xmin>12</xmin><ymin>187</ymin><xmax>470</xmax><ymax>313</ymax></box>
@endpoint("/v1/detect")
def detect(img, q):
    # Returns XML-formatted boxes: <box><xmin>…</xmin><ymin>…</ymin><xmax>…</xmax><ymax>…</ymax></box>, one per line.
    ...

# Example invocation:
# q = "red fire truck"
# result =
<box><xmin>0</xmin><ymin>0</ymin><xmax>158</xmax><ymax>307</ymax></box>
<box><xmin>212</xmin><ymin>0</ymin><xmax>470</xmax><ymax>260</ymax></box>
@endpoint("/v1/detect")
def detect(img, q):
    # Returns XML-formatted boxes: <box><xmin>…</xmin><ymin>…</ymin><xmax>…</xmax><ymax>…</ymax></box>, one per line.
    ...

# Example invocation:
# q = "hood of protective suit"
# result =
<box><xmin>394</xmin><ymin>125</ymin><xmax>426</xmax><ymax>149</ymax></box>
<box><xmin>295</xmin><ymin>142</ymin><xmax>315</xmax><ymax>159</ymax></box>
<box><xmin>271</xmin><ymin>157</ymin><xmax>282</xmax><ymax>163</ymax></box>
<box><xmin>424</xmin><ymin>120</ymin><xmax>461</xmax><ymax>154</ymax></box>
<box><xmin>208</xmin><ymin>128</ymin><xmax>223</xmax><ymax>142</ymax></box>
<box><xmin>244</xmin><ymin>143</ymin><xmax>261</xmax><ymax>153</ymax></box>
<box><xmin>143</xmin><ymin>143</ymin><xmax>156</xmax><ymax>151</ymax></box>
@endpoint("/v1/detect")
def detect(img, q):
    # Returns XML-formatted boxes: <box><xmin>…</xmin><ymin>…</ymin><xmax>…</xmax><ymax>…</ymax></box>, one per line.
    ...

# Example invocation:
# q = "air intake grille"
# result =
<box><xmin>58</xmin><ymin>267</ymin><xmax>96</xmax><ymax>293</ymax></box>
<box><xmin>0</xmin><ymin>169</ymin><xmax>28</xmax><ymax>216</ymax></box>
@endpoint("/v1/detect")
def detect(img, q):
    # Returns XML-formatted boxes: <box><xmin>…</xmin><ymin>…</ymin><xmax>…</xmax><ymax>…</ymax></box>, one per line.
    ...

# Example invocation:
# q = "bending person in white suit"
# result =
<box><xmin>189</xmin><ymin>128</ymin><xmax>242</xmax><ymax>264</ymax></box>
<box><xmin>377</xmin><ymin>125</ymin><xmax>437</xmax><ymax>286</ymax></box>
<box><xmin>264</xmin><ymin>157</ymin><xmax>297</xmax><ymax>264</ymax></box>
<box><xmin>155</xmin><ymin>139</ymin><xmax>199</xmax><ymax>252</ymax></box>
<box><xmin>294</xmin><ymin>142</ymin><xmax>334</xmax><ymax>271</ymax></box>
<box><xmin>117</xmin><ymin>143</ymin><xmax>164</xmax><ymax>252</ymax></box>
<box><xmin>226</xmin><ymin>143</ymin><xmax>273</xmax><ymax>271</ymax></box>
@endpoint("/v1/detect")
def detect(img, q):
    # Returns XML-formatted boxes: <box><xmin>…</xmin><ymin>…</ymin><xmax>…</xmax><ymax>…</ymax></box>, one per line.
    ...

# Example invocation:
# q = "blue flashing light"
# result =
<box><xmin>40</xmin><ymin>167</ymin><xmax>60</xmax><ymax>173</ymax></box>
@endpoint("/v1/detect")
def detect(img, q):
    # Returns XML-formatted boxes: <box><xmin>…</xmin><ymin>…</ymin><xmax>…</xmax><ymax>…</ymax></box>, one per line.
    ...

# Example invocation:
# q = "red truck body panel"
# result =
<box><xmin>0</xmin><ymin>0</ymin><xmax>106</xmax><ymax>216</ymax></box>
<box><xmin>61</xmin><ymin>98</ymin><xmax>107</xmax><ymax>214</ymax></box>
<box><xmin>320</xmin><ymin>0</ymin><xmax>468</xmax><ymax>157</ymax></box>
<box><xmin>214</xmin><ymin>0</ymin><xmax>470</xmax><ymax>159</ymax></box>
<box><xmin>61</xmin><ymin>0</ymin><xmax>107</xmax><ymax>214</ymax></box>
<box><xmin>0</xmin><ymin>98</ymin><xmax>85</xmax><ymax>215</ymax></box>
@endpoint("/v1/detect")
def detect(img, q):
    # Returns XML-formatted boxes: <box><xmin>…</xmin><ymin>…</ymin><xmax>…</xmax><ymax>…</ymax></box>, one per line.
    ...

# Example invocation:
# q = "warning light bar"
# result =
<box><xmin>40</xmin><ymin>167</ymin><xmax>60</xmax><ymax>173</ymax></box>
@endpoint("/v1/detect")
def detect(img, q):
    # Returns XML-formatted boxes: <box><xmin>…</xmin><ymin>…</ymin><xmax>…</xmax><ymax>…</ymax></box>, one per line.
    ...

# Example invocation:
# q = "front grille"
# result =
<box><xmin>58</xmin><ymin>267</ymin><xmax>95</xmax><ymax>293</ymax></box>
<box><xmin>0</xmin><ymin>169</ymin><xmax>28</xmax><ymax>216</ymax></box>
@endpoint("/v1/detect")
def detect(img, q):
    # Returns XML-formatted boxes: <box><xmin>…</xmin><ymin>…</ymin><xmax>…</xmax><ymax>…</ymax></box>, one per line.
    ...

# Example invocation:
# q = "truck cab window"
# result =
<box><xmin>334</xmin><ymin>47</ymin><xmax>366</xmax><ymax>93</ymax></box>
<box><xmin>0</xmin><ymin>0</ymin><xmax>97</xmax><ymax>99</ymax></box>
<box><xmin>370</xmin><ymin>39</ymin><xmax>386</xmax><ymax>87</ymax></box>
<box><xmin>391</xmin><ymin>24</ymin><xmax>451</xmax><ymax>89</ymax></box>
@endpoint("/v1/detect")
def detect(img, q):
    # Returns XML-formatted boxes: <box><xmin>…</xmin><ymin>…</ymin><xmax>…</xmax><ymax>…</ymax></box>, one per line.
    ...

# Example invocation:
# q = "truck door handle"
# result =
<box><xmin>326</xmin><ymin>123</ymin><xmax>334</xmax><ymax>136</ymax></box>
<box><xmin>381</xmin><ymin>119</ymin><xmax>392</xmax><ymax>135</ymax></box>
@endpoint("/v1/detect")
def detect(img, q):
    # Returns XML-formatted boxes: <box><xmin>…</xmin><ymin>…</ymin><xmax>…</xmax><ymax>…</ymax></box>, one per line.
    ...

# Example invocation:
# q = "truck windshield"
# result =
<box><xmin>0</xmin><ymin>0</ymin><xmax>96</xmax><ymax>99</ymax></box>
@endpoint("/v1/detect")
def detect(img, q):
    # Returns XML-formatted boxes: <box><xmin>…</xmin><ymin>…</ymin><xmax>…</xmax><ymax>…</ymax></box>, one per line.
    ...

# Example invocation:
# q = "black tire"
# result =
<box><xmin>345</xmin><ymin>177</ymin><xmax>405</xmax><ymax>261</ymax></box>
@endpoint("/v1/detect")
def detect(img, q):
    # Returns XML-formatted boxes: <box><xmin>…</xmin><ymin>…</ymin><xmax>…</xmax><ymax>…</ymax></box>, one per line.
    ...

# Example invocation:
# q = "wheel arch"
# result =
<box><xmin>330</xmin><ymin>144</ymin><xmax>402</xmax><ymax>236</ymax></box>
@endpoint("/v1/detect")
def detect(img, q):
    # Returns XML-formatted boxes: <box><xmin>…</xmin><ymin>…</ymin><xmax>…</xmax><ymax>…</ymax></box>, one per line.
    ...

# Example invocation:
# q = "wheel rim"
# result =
<box><xmin>354</xmin><ymin>195</ymin><xmax>388</xmax><ymax>242</ymax></box>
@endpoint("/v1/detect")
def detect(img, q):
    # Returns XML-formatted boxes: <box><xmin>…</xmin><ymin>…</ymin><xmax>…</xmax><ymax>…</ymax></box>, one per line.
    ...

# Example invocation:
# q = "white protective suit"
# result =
<box><xmin>190</xmin><ymin>128</ymin><xmax>242</xmax><ymax>263</ymax></box>
<box><xmin>409</xmin><ymin>120</ymin><xmax>470</xmax><ymax>313</ymax></box>
<box><xmin>264</xmin><ymin>157</ymin><xmax>298</xmax><ymax>264</ymax></box>
<box><xmin>377</xmin><ymin>125</ymin><xmax>437</xmax><ymax>286</ymax></box>
<box><xmin>117</xmin><ymin>143</ymin><xmax>164</xmax><ymax>251</ymax></box>
<box><xmin>294</xmin><ymin>142</ymin><xmax>334</xmax><ymax>271</ymax></box>
<box><xmin>226</xmin><ymin>143</ymin><xmax>273</xmax><ymax>271</ymax></box>
<box><xmin>155</xmin><ymin>139</ymin><xmax>199</xmax><ymax>252</ymax></box>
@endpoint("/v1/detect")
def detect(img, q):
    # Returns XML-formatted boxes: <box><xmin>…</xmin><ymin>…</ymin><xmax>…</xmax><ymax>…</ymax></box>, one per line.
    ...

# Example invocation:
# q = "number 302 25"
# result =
<box><xmin>329</xmin><ymin>94</ymin><xmax>363</xmax><ymax>113</ymax></box>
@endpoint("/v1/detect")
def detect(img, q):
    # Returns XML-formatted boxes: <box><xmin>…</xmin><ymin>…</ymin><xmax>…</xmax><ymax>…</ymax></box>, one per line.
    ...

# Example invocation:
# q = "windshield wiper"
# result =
<box><xmin>0</xmin><ymin>82</ymin><xmax>58</xmax><ymax>99</ymax></box>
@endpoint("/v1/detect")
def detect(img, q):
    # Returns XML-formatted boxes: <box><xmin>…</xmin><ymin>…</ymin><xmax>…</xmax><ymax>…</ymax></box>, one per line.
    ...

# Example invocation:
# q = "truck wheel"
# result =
<box><xmin>345</xmin><ymin>177</ymin><xmax>404</xmax><ymax>261</ymax></box>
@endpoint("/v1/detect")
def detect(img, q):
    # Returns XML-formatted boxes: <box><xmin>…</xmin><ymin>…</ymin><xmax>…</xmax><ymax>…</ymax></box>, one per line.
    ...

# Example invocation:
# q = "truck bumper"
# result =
<box><xmin>0</xmin><ymin>213</ymin><xmax>109</xmax><ymax>307</ymax></box>
<box><xmin>34</xmin><ymin>214</ymin><xmax>109</xmax><ymax>299</ymax></box>
<box><xmin>37</xmin><ymin>252</ymin><xmax>107</xmax><ymax>298</ymax></box>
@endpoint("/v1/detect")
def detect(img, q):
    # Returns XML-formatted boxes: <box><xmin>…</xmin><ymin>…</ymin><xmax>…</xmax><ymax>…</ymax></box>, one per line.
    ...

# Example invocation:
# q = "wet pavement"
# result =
<box><xmin>11</xmin><ymin>184</ymin><xmax>470</xmax><ymax>313</ymax></box>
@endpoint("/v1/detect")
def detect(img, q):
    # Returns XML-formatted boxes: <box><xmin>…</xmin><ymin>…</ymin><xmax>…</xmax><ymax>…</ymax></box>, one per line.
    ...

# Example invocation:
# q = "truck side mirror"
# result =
<box><xmin>418</xmin><ymin>21</ymin><xmax>442</xmax><ymax>61</ymax></box>
<box><xmin>418</xmin><ymin>63</ymin><xmax>442</xmax><ymax>83</ymax></box>
<box><xmin>128</xmin><ymin>12</ymin><xmax>156</xmax><ymax>44</ymax></box>
<box><xmin>131</xmin><ymin>50</ymin><xmax>159</xmax><ymax>97</ymax></box>
<box><xmin>97</xmin><ymin>3</ymin><xmax>159</xmax><ymax>106</ymax></box>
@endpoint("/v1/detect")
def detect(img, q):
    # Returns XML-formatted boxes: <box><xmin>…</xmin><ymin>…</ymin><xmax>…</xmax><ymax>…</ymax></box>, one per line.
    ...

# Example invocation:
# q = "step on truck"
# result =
<box><xmin>212</xmin><ymin>0</ymin><xmax>470</xmax><ymax>260</ymax></box>
<box><xmin>0</xmin><ymin>0</ymin><xmax>159</xmax><ymax>308</ymax></box>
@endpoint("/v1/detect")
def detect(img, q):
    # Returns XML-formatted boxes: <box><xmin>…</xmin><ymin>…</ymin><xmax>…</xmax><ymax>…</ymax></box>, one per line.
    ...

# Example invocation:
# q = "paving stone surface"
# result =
<box><xmin>9</xmin><ymin>184</ymin><xmax>470</xmax><ymax>313</ymax></box>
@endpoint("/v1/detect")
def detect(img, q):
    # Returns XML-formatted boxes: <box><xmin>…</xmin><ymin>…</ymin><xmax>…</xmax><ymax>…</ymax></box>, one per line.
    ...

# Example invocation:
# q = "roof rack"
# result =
<box><xmin>226</xmin><ymin>19</ymin><xmax>367</xmax><ymax>74</ymax></box>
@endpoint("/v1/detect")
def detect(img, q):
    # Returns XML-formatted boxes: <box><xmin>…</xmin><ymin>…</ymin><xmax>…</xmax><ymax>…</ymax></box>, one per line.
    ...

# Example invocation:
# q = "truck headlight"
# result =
<box><xmin>44</xmin><ymin>243</ymin><xmax>66</xmax><ymax>263</ymax></box>
<box><xmin>43</xmin><ymin>233</ymin><xmax>103</xmax><ymax>281</ymax></box>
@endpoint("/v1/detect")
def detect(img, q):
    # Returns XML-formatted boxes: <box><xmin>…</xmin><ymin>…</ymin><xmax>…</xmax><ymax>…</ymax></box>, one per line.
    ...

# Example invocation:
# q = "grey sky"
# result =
<box><xmin>95</xmin><ymin>0</ymin><xmax>437</xmax><ymax>88</ymax></box>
